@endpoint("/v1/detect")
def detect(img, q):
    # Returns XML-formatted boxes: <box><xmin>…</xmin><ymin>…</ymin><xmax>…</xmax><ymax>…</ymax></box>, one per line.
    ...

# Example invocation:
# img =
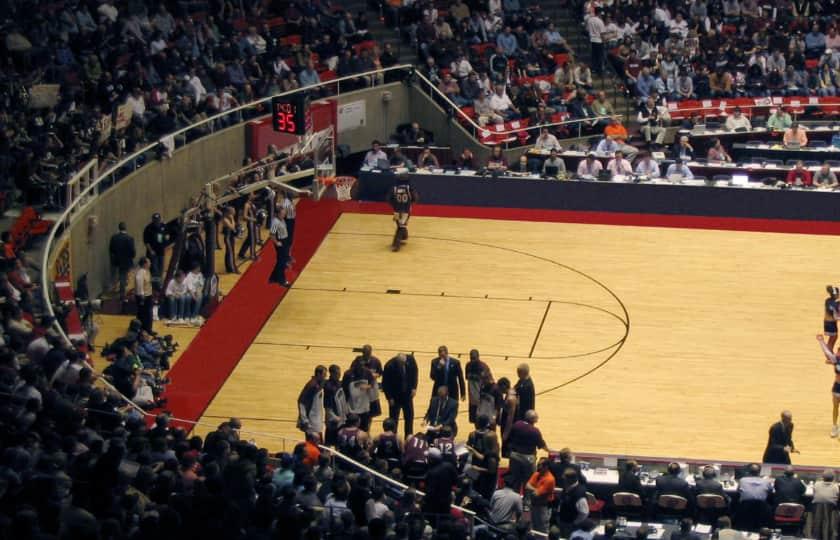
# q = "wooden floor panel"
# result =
<box><xmin>181</xmin><ymin>213</ymin><xmax>840</xmax><ymax>465</ymax></box>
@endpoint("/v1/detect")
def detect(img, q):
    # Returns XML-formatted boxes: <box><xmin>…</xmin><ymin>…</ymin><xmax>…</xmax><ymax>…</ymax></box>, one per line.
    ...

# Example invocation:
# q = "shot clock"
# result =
<box><xmin>271</xmin><ymin>94</ymin><xmax>310</xmax><ymax>135</ymax></box>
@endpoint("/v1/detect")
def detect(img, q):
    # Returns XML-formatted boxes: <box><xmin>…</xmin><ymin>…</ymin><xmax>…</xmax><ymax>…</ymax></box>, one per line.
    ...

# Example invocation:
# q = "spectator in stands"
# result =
<box><xmin>526</xmin><ymin>458</ymin><xmax>556</xmax><ymax>533</ymax></box>
<box><xmin>675</xmin><ymin>69</ymin><xmax>696</xmax><ymax>100</ymax></box>
<box><xmin>423</xmin><ymin>447</ymin><xmax>458</xmax><ymax>522</ymax></box>
<box><xmin>672</xmin><ymin>135</ymin><xmax>695</xmax><ymax>161</ymax></box>
<box><xmin>534</xmin><ymin>128</ymin><xmax>562</xmax><ymax>152</ymax></box>
<box><xmin>451</xmin><ymin>52</ymin><xmax>473</xmax><ymax>80</ymax></box>
<box><xmin>635</xmin><ymin>152</ymin><xmax>661</xmax><ymax>178</ymax></box>
<box><xmin>636</xmin><ymin>66</ymin><xmax>657</xmax><ymax>99</ymax></box>
<box><xmin>299</xmin><ymin>59</ymin><xmax>322</xmax><ymax>89</ymax></box>
<box><xmin>767</xmin><ymin>108</ymin><xmax>793</xmax><ymax>131</ymax></box>
<box><xmin>806</xmin><ymin>22</ymin><xmax>827</xmax><ymax>59</ymax></box>
<box><xmin>577</xmin><ymin>153</ymin><xmax>604</xmax><ymax>177</ymax></box>
<box><xmin>569</xmin><ymin>90</ymin><xmax>599</xmax><ymax>134</ymax></box>
<box><xmin>786</xmin><ymin>161</ymin><xmax>813</xmax><ymax>186</ymax></box>
<box><xmin>574</xmin><ymin>63</ymin><xmax>594</xmax><ymax>92</ymax></box>
<box><xmin>497</xmin><ymin>26</ymin><xmax>519</xmax><ymax>56</ymax></box>
<box><xmin>707</xmin><ymin>138</ymin><xmax>733</xmax><ymax>162</ymax></box>
<box><xmin>475</xmin><ymin>92</ymin><xmax>504</xmax><ymax>126</ymax></box>
<box><xmin>603</xmin><ymin>117</ymin><xmax>638</xmax><ymax>157</ymax></box>
<box><xmin>774</xmin><ymin>466</ymin><xmax>806</xmax><ymax>504</ymax></box>
<box><xmin>665</xmin><ymin>158</ymin><xmax>694</xmax><ymax>180</ymax></box>
<box><xmin>439</xmin><ymin>72</ymin><xmax>469</xmax><ymax>106</ymax></box>
<box><xmin>814</xmin><ymin>163</ymin><xmax>838</xmax><ymax>186</ymax></box>
<box><xmin>637</xmin><ymin>95</ymin><xmax>666</xmax><ymax>145</ymax></box>
<box><xmin>490</xmin><ymin>83</ymin><xmax>519</xmax><ymax>120</ymax></box>
<box><xmin>586</xmin><ymin>9</ymin><xmax>606</xmax><ymax>74</ymax></box>
<box><xmin>491</xmin><ymin>475</ymin><xmax>524</xmax><ymax>527</ymax></box>
<box><xmin>709</xmin><ymin>69</ymin><xmax>734</xmax><ymax>98</ymax></box>
<box><xmin>510</xmin><ymin>154</ymin><xmax>532</xmax><ymax>173</ymax></box>
<box><xmin>783</xmin><ymin>123</ymin><xmax>808</xmax><ymax>147</ymax></box>
<box><xmin>460</xmin><ymin>71</ymin><xmax>484</xmax><ymax>103</ymax></box>
<box><xmin>725</xmin><ymin>107</ymin><xmax>752</xmax><ymax>131</ymax></box>
<box><xmin>607</xmin><ymin>150</ymin><xmax>633</xmax><ymax>176</ymax></box>
<box><xmin>364</xmin><ymin>140</ymin><xmax>389</xmax><ymax>168</ymax></box>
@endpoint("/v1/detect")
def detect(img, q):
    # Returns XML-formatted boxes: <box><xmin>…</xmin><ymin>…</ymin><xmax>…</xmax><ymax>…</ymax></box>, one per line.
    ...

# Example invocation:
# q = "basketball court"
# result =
<box><xmin>189</xmin><ymin>208</ymin><xmax>840</xmax><ymax>466</ymax></box>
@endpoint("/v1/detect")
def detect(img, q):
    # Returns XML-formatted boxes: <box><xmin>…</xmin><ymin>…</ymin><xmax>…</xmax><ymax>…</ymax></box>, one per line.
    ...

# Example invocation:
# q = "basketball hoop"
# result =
<box><xmin>320</xmin><ymin>176</ymin><xmax>357</xmax><ymax>201</ymax></box>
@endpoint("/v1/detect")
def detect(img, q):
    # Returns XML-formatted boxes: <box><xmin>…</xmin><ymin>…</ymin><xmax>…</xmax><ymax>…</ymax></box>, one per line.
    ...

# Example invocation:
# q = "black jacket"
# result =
<box><xmin>382</xmin><ymin>355</ymin><xmax>418</xmax><ymax>400</ymax></box>
<box><xmin>109</xmin><ymin>231</ymin><xmax>135</xmax><ymax>270</ymax></box>
<box><xmin>430</xmin><ymin>356</ymin><xmax>466</xmax><ymax>401</ymax></box>
<box><xmin>763</xmin><ymin>421</ymin><xmax>794</xmax><ymax>464</ymax></box>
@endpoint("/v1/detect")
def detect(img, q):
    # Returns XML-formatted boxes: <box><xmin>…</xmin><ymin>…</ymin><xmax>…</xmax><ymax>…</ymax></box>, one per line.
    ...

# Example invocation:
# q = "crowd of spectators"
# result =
<box><xmin>584</xmin><ymin>0</ymin><xmax>840</xmax><ymax>102</ymax></box>
<box><xmin>0</xmin><ymin>0</ymin><xmax>393</xmax><ymax>208</ymax></box>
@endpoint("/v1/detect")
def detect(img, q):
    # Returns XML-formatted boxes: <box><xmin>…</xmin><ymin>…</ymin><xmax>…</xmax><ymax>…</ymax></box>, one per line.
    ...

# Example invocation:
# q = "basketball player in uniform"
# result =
<box><xmin>298</xmin><ymin>365</ymin><xmax>327</xmax><ymax>437</ymax></box>
<box><xmin>816</xmin><ymin>334</ymin><xmax>840</xmax><ymax>437</ymax></box>
<box><xmin>324</xmin><ymin>364</ymin><xmax>347</xmax><ymax>446</ymax></box>
<box><xmin>372</xmin><ymin>417</ymin><xmax>403</xmax><ymax>469</ymax></box>
<box><xmin>402</xmin><ymin>431</ymin><xmax>429</xmax><ymax>485</ymax></box>
<box><xmin>824</xmin><ymin>286</ymin><xmax>839</xmax><ymax>351</ymax></box>
<box><xmin>342</xmin><ymin>360</ymin><xmax>375</xmax><ymax>431</ymax></box>
<box><xmin>496</xmin><ymin>377</ymin><xmax>517</xmax><ymax>457</ymax></box>
<box><xmin>388</xmin><ymin>177</ymin><xmax>418</xmax><ymax>251</ymax></box>
<box><xmin>336</xmin><ymin>413</ymin><xmax>370</xmax><ymax>461</ymax></box>
<box><xmin>465</xmin><ymin>349</ymin><xmax>492</xmax><ymax>423</ymax></box>
<box><xmin>432</xmin><ymin>425</ymin><xmax>457</xmax><ymax>465</ymax></box>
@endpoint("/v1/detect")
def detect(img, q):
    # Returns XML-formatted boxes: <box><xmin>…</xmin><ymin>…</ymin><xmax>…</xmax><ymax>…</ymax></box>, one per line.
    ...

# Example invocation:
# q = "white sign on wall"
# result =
<box><xmin>337</xmin><ymin>100</ymin><xmax>366</xmax><ymax>133</ymax></box>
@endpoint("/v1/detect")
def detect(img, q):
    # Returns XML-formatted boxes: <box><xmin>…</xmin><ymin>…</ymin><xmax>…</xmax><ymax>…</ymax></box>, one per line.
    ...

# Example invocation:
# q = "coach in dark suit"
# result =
<box><xmin>694</xmin><ymin>466</ymin><xmax>728</xmax><ymax>501</ymax></box>
<box><xmin>382</xmin><ymin>353</ymin><xmax>418</xmax><ymax>438</ymax></box>
<box><xmin>762</xmin><ymin>410</ymin><xmax>795</xmax><ymax>465</ymax></box>
<box><xmin>430</xmin><ymin>345</ymin><xmax>466</xmax><ymax>402</ymax></box>
<box><xmin>425</xmin><ymin>385</ymin><xmax>458</xmax><ymax>435</ymax></box>
<box><xmin>108</xmin><ymin>222</ymin><xmax>135</xmax><ymax>306</ymax></box>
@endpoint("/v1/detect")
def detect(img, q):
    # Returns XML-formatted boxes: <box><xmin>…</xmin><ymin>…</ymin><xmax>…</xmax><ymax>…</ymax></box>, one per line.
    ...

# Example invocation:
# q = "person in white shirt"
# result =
<box><xmin>606</xmin><ymin>150</ymin><xmax>633</xmax><ymax>176</ymax></box>
<box><xmin>634</xmin><ymin>152</ymin><xmax>660</xmax><ymax>177</ymax></box>
<box><xmin>364</xmin><ymin>140</ymin><xmax>389</xmax><ymax>168</ymax></box>
<box><xmin>534</xmin><ymin>128</ymin><xmax>561</xmax><ymax>152</ymax></box>
<box><xmin>165</xmin><ymin>270</ymin><xmax>191</xmax><ymax>323</ymax></box>
<box><xmin>577</xmin><ymin>153</ymin><xmax>604</xmax><ymax>177</ymax></box>
<box><xmin>725</xmin><ymin>107</ymin><xmax>752</xmax><ymax>131</ymax></box>
<box><xmin>585</xmin><ymin>11</ymin><xmax>606</xmax><ymax>74</ymax></box>
<box><xmin>135</xmin><ymin>257</ymin><xmax>154</xmax><ymax>333</ymax></box>
<box><xmin>665</xmin><ymin>158</ymin><xmax>694</xmax><ymax>180</ymax></box>
<box><xmin>474</xmin><ymin>93</ymin><xmax>503</xmax><ymax>126</ymax></box>
<box><xmin>183</xmin><ymin>263</ymin><xmax>206</xmax><ymax>323</ymax></box>
<box><xmin>246</xmin><ymin>26</ymin><xmax>267</xmax><ymax>55</ymax></box>
<box><xmin>489</xmin><ymin>83</ymin><xmax>518</xmax><ymax>119</ymax></box>
<box><xmin>125</xmin><ymin>88</ymin><xmax>149</xmax><ymax>125</ymax></box>
<box><xmin>450</xmin><ymin>53</ymin><xmax>473</xmax><ymax>79</ymax></box>
<box><xmin>186</xmin><ymin>70</ymin><xmax>207</xmax><ymax>104</ymax></box>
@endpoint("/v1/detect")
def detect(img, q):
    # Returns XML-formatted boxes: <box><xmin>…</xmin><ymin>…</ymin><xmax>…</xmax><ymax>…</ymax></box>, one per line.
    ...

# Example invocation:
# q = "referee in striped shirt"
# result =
<box><xmin>268</xmin><ymin>212</ymin><xmax>291</xmax><ymax>287</ymax></box>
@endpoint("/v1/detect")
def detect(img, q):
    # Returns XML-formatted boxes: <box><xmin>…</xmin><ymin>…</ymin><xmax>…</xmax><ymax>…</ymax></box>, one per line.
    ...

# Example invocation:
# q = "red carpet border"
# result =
<box><xmin>163</xmin><ymin>199</ymin><xmax>343</xmax><ymax>429</ymax></box>
<box><xmin>163</xmin><ymin>200</ymin><xmax>840</xmax><ymax>430</ymax></box>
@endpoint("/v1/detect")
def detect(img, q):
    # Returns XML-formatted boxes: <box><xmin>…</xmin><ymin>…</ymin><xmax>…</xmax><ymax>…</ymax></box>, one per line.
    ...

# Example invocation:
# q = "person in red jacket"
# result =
<box><xmin>786</xmin><ymin>161</ymin><xmax>813</xmax><ymax>186</ymax></box>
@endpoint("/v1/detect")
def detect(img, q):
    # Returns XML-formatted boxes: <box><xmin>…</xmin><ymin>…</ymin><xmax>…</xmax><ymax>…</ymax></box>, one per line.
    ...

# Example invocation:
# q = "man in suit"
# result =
<box><xmin>654</xmin><ymin>462</ymin><xmax>693</xmax><ymax>512</ymax></box>
<box><xmin>773</xmin><ymin>466</ymin><xmax>806</xmax><ymax>504</ymax></box>
<box><xmin>424</xmin><ymin>385</ymin><xmax>458</xmax><ymax>437</ymax></box>
<box><xmin>694</xmin><ymin>466</ymin><xmax>728</xmax><ymax>501</ymax></box>
<box><xmin>763</xmin><ymin>410</ymin><xmax>795</xmax><ymax>464</ymax></box>
<box><xmin>514</xmin><ymin>363</ymin><xmax>535</xmax><ymax>422</ymax></box>
<box><xmin>382</xmin><ymin>353</ymin><xmax>418</xmax><ymax>439</ymax></box>
<box><xmin>430</xmin><ymin>345</ymin><xmax>466</xmax><ymax>402</ymax></box>
<box><xmin>109</xmin><ymin>222</ymin><xmax>135</xmax><ymax>307</ymax></box>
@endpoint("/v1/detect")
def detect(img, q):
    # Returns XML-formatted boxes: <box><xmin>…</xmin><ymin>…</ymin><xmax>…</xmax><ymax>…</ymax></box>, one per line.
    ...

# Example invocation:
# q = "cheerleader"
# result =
<box><xmin>221</xmin><ymin>206</ymin><xmax>238</xmax><ymax>274</ymax></box>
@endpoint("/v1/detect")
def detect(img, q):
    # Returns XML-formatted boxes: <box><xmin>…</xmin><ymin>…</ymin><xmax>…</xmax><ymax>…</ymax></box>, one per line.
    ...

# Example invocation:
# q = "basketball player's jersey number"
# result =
<box><xmin>395</xmin><ymin>191</ymin><xmax>410</xmax><ymax>204</ymax></box>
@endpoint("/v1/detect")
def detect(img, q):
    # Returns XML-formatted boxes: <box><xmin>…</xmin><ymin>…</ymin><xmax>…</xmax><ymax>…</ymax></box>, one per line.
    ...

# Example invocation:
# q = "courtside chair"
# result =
<box><xmin>586</xmin><ymin>492</ymin><xmax>606</xmax><ymax>519</ymax></box>
<box><xmin>612</xmin><ymin>492</ymin><xmax>644</xmax><ymax>520</ymax></box>
<box><xmin>773</xmin><ymin>503</ymin><xmax>806</xmax><ymax>536</ymax></box>
<box><xmin>656</xmin><ymin>494</ymin><xmax>690</xmax><ymax>523</ymax></box>
<box><xmin>695</xmin><ymin>494</ymin><xmax>728</xmax><ymax>524</ymax></box>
